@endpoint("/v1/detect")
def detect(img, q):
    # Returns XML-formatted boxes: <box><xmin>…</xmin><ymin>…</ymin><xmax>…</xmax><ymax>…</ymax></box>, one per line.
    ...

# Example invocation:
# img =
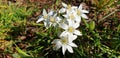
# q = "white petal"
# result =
<box><xmin>52</xmin><ymin>39</ymin><xmax>60</xmax><ymax>44</ymax></box>
<box><xmin>53</xmin><ymin>13</ymin><xmax>57</xmax><ymax>17</ymax></box>
<box><xmin>72</xmin><ymin>6</ymin><xmax>77</xmax><ymax>9</ymax></box>
<box><xmin>52</xmin><ymin>39</ymin><xmax>62</xmax><ymax>50</ymax></box>
<box><xmin>75</xmin><ymin>16</ymin><xmax>81</xmax><ymax>23</ymax></box>
<box><xmin>69</xmin><ymin>43</ymin><xmax>78</xmax><ymax>47</ymax></box>
<box><xmin>48</xmin><ymin>10</ymin><xmax>54</xmax><ymax>16</ymax></box>
<box><xmin>43</xmin><ymin>21</ymin><xmax>47</xmax><ymax>26</ymax></box>
<box><xmin>67</xmin><ymin>45</ymin><xmax>73</xmax><ymax>53</ymax></box>
<box><xmin>53</xmin><ymin>23</ymin><xmax>57</xmax><ymax>27</ymax></box>
<box><xmin>82</xmin><ymin>10</ymin><xmax>89</xmax><ymax>13</ymax></box>
<box><xmin>63</xmin><ymin>14</ymin><xmax>68</xmax><ymax>18</ymax></box>
<box><xmin>43</xmin><ymin>9</ymin><xmax>47</xmax><ymax>15</ymax></box>
<box><xmin>56</xmin><ymin>17</ymin><xmax>62</xmax><ymax>23</ymax></box>
<box><xmin>60</xmin><ymin>31</ymin><xmax>68</xmax><ymax>37</ymax></box>
<box><xmin>59</xmin><ymin>8</ymin><xmax>66</xmax><ymax>13</ymax></box>
<box><xmin>78</xmin><ymin>4</ymin><xmax>82</xmax><ymax>10</ymax></box>
<box><xmin>53</xmin><ymin>44</ymin><xmax>61</xmax><ymax>50</ymax></box>
<box><xmin>59</xmin><ymin>23</ymin><xmax>68</xmax><ymax>30</ymax></box>
<box><xmin>62</xmin><ymin>2</ymin><xmax>67</xmax><ymax>7</ymax></box>
<box><xmin>43</xmin><ymin>21</ymin><xmax>49</xmax><ymax>29</ymax></box>
<box><xmin>73</xmin><ymin>22</ymin><xmax>80</xmax><ymax>28</ymax></box>
<box><xmin>68</xmin><ymin>34</ymin><xmax>77</xmax><ymax>42</ymax></box>
<box><xmin>81</xmin><ymin>14</ymin><xmax>88</xmax><ymax>19</ymax></box>
<box><xmin>36</xmin><ymin>17</ymin><xmax>44</xmax><ymax>23</ymax></box>
<box><xmin>74</xmin><ymin>30</ymin><xmax>82</xmax><ymax>36</ymax></box>
<box><xmin>72</xmin><ymin>35</ymin><xmax>77</xmax><ymax>40</ymax></box>
<box><xmin>68</xmin><ymin>20</ymin><xmax>74</xmax><ymax>27</ymax></box>
<box><xmin>62</xmin><ymin>45</ymin><xmax>67</xmax><ymax>55</ymax></box>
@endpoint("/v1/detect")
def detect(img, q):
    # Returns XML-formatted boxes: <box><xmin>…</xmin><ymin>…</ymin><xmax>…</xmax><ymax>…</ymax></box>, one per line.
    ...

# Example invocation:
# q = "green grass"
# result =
<box><xmin>0</xmin><ymin>0</ymin><xmax>120</xmax><ymax>58</ymax></box>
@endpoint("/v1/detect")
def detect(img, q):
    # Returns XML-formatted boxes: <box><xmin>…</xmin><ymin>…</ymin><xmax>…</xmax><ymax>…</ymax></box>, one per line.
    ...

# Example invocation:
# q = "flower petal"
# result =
<box><xmin>62</xmin><ymin>45</ymin><xmax>67</xmax><ymax>55</ymax></box>
<box><xmin>43</xmin><ymin>9</ymin><xmax>47</xmax><ymax>15</ymax></box>
<box><xmin>81</xmin><ymin>14</ymin><xmax>88</xmax><ymax>19</ymax></box>
<box><xmin>67</xmin><ymin>45</ymin><xmax>73</xmax><ymax>53</ymax></box>
<box><xmin>53</xmin><ymin>45</ymin><xmax>61</xmax><ymax>50</ymax></box>
<box><xmin>59</xmin><ymin>23</ymin><xmax>68</xmax><ymax>30</ymax></box>
<box><xmin>43</xmin><ymin>21</ymin><xmax>49</xmax><ymax>29</ymax></box>
<box><xmin>48</xmin><ymin>10</ymin><xmax>54</xmax><ymax>16</ymax></box>
<box><xmin>52</xmin><ymin>39</ymin><xmax>62</xmax><ymax>50</ymax></box>
<box><xmin>62</xmin><ymin>2</ymin><xmax>67</xmax><ymax>7</ymax></box>
<box><xmin>60</xmin><ymin>31</ymin><xmax>68</xmax><ymax>37</ymax></box>
<box><xmin>73</xmin><ymin>22</ymin><xmax>80</xmax><ymax>28</ymax></box>
<box><xmin>63</xmin><ymin>14</ymin><xmax>68</xmax><ymax>18</ymax></box>
<box><xmin>52</xmin><ymin>39</ymin><xmax>60</xmax><ymax>44</ymax></box>
<box><xmin>36</xmin><ymin>17</ymin><xmax>44</xmax><ymax>23</ymax></box>
<box><xmin>72</xmin><ymin>6</ymin><xmax>77</xmax><ymax>9</ymax></box>
<box><xmin>74</xmin><ymin>30</ymin><xmax>82</xmax><ymax>36</ymax></box>
<box><xmin>59</xmin><ymin>8</ymin><xmax>66</xmax><ymax>13</ymax></box>
<box><xmin>69</xmin><ymin>43</ymin><xmax>78</xmax><ymax>47</ymax></box>
<box><xmin>74</xmin><ymin>16</ymin><xmax>81</xmax><ymax>23</ymax></box>
<box><xmin>68</xmin><ymin>20</ymin><xmax>74</xmax><ymax>27</ymax></box>
<box><xmin>68</xmin><ymin>34</ymin><xmax>77</xmax><ymax>42</ymax></box>
<box><xmin>78</xmin><ymin>4</ymin><xmax>82</xmax><ymax>10</ymax></box>
<box><xmin>82</xmin><ymin>10</ymin><xmax>89</xmax><ymax>13</ymax></box>
<box><xmin>56</xmin><ymin>17</ymin><xmax>62</xmax><ymax>23</ymax></box>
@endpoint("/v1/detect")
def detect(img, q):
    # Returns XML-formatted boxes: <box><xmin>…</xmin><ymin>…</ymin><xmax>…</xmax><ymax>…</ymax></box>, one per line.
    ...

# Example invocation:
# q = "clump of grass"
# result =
<box><xmin>0</xmin><ymin>0</ymin><xmax>120</xmax><ymax>58</ymax></box>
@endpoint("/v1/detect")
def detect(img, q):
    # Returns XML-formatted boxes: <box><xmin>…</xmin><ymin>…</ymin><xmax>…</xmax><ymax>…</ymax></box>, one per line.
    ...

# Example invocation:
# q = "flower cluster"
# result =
<box><xmin>37</xmin><ymin>2</ymin><xmax>89</xmax><ymax>55</ymax></box>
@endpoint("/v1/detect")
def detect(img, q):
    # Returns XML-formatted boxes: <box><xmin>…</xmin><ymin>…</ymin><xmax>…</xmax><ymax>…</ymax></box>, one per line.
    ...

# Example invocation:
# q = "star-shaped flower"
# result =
<box><xmin>59</xmin><ymin>2</ymin><xmax>77</xmax><ymax>13</ymax></box>
<box><xmin>75</xmin><ymin>4</ymin><xmax>89</xmax><ymax>19</ymax></box>
<box><xmin>52</xmin><ymin>33</ymin><xmax>77</xmax><ymax>55</ymax></box>
<box><xmin>37</xmin><ymin>9</ymin><xmax>61</xmax><ymax>28</ymax></box>
<box><xmin>63</xmin><ymin>11</ymin><xmax>81</xmax><ymax>23</ymax></box>
<box><xmin>59</xmin><ymin>20</ymin><xmax>82</xmax><ymax>36</ymax></box>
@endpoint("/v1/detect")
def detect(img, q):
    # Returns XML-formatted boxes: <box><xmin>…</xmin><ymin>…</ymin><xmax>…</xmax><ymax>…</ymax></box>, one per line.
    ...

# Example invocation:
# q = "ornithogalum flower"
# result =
<box><xmin>36</xmin><ymin>9</ymin><xmax>53</xmax><ymax>28</ymax></box>
<box><xmin>52</xmin><ymin>33</ymin><xmax>77</xmax><ymax>55</ymax></box>
<box><xmin>63</xmin><ymin>11</ymin><xmax>81</xmax><ymax>23</ymax></box>
<box><xmin>59</xmin><ymin>2</ymin><xmax>77</xmax><ymax>13</ymax></box>
<box><xmin>75</xmin><ymin>4</ymin><xmax>89</xmax><ymax>19</ymax></box>
<box><xmin>59</xmin><ymin>20</ymin><xmax>82</xmax><ymax>36</ymax></box>
<box><xmin>37</xmin><ymin>9</ymin><xmax>61</xmax><ymax>28</ymax></box>
<box><xmin>46</xmin><ymin>13</ymin><xmax>61</xmax><ymax>27</ymax></box>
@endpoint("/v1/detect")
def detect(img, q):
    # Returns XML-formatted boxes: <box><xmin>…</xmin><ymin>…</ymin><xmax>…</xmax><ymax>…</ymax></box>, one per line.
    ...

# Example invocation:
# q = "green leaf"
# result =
<box><xmin>12</xmin><ymin>53</ymin><xmax>21</xmax><ymax>58</ymax></box>
<box><xmin>56</xmin><ymin>0</ymin><xmax>59</xmax><ymax>6</ymax></box>
<box><xmin>117</xmin><ymin>24</ymin><xmax>120</xmax><ymax>32</ymax></box>
<box><xmin>82</xmin><ymin>18</ymin><xmax>89</xmax><ymax>28</ymax></box>
<box><xmin>89</xmin><ymin>21</ymin><xmax>95</xmax><ymax>31</ymax></box>
<box><xmin>16</xmin><ymin>47</ymin><xmax>30</xmax><ymax>56</ymax></box>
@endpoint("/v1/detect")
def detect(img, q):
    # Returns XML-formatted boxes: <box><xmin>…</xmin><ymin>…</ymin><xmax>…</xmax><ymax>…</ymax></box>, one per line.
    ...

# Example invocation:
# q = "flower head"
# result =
<box><xmin>37</xmin><ymin>9</ymin><xmax>61</xmax><ymax>28</ymax></box>
<box><xmin>59</xmin><ymin>2</ymin><xmax>77</xmax><ymax>13</ymax></box>
<box><xmin>52</xmin><ymin>34</ymin><xmax>77</xmax><ymax>55</ymax></box>
<box><xmin>75</xmin><ymin>4</ymin><xmax>89</xmax><ymax>19</ymax></box>
<box><xmin>63</xmin><ymin>11</ymin><xmax>81</xmax><ymax>23</ymax></box>
<box><xmin>47</xmin><ymin>13</ymin><xmax>62</xmax><ymax>27</ymax></box>
<box><xmin>59</xmin><ymin>20</ymin><xmax>82</xmax><ymax>36</ymax></box>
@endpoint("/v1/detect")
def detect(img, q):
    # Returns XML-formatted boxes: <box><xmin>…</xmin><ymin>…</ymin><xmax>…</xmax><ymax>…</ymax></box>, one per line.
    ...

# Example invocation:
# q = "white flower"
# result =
<box><xmin>52</xmin><ymin>34</ymin><xmax>77</xmax><ymax>55</ymax></box>
<box><xmin>37</xmin><ymin>9</ymin><xmax>50</xmax><ymax>23</ymax></box>
<box><xmin>59</xmin><ymin>2</ymin><xmax>77</xmax><ymax>13</ymax></box>
<box><xmin>75</xmin><ymin>4</ymin><xmax>89</xmax><ymax>19</ymax></box>
<box><xmin>46</xmin><ymin>13</ymin><xmax>61</xmax><ymax>27</ymax></box>
<box><xmin>36</xmin><ymin>9</ymin><xmax>54</xmax><ymax>28</ymax></box>
<box><xmin>36</xmin><ymin>9</ymin><xmax>61</xmax><ymax>28</ymax></box>
<box><xmin>63</xmin><ymin>11</ymin><xmax>81</xmax><ymax>23</ymax></box>
<box><xmin>59</xmin><ymin>20</ymin><xmax>82</xmax><ymax>36</ymax></box>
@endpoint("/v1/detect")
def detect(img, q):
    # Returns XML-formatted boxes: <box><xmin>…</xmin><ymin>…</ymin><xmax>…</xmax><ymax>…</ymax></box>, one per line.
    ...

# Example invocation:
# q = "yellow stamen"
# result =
<box><xmin>50</xmin><ymin>17</ymin><xmax>55</xmax><ymax>23</ymax></box>
<box><xmin>67</xmin><ymin>4</ymin><xmax>71</xmax><ymax>10</ymax></box>
<box><xmin>77</xmin><ymin>9</ymin><xmax>81</xmax><ymax>15</ymax></box>
<box><xmin>70</xmin><ymin>14</ymin><xmax>74</xmax><ymax>19</ymax></box>
<box><xmin>68</xmin><ymin>27</ymin><xmax>74</xmax><ymax>33</ymax></box>
<box><xmin>61</xmin><ymin>38</ymin><xmax>68</xmax><ymax>44</ymax></box>
<box><xmin>43</xmin><ymin>15</ymin><xmax>48</xmax><ymax>19</ymax></box>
